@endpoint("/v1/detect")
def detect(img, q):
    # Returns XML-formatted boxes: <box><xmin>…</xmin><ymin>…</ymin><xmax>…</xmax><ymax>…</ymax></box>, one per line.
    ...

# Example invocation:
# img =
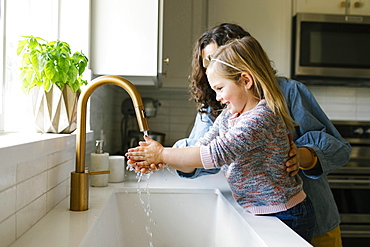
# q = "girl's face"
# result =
<box><xmin>207</xmin><ymin>69</ymin><xmax>256</xmax><ymax>115</ymax></box>
<box><xmin>202</xmin><ymin>41</ymin><xmax>258</xmax><ymax>115</ymax></box>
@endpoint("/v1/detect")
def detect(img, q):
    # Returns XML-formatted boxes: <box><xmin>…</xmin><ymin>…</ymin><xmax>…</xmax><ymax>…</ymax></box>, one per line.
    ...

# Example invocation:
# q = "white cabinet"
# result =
<box><xmin>208</xmin><ymin>0</ymin><xmax>292</xmax><ymax>78</ymax></box>
<box><xmin>160</xmin><ymin>0</ymin><xmax>207</xmax><ymax>88</ymax></box>
<box><xmin>91</xmin><ymin>0</ymin><xmax>159</xmax><ymax>86</ymax></box>
<box><xmin>294</xmin><ymin>0</ymin><xmax>370</xmax><ymax>15</ymax></box>
<box><xmin>90</xmin><ymin>0</ymin><xmax>206</xmax><ymax>88</ymax></box>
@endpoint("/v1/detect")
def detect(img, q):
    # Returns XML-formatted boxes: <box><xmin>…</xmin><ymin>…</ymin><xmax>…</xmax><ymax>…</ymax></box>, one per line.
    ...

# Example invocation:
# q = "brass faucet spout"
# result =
<box><xmin>70</xmin><ymin>75</ymin><xmax>149</xmax><ymax>211</ymax></box>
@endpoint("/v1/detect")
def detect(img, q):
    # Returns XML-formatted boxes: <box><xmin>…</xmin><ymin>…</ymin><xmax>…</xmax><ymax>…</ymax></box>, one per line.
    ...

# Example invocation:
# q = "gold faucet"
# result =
<box><xmin>70</xmin><ymin>75</ymin><xmax>149</xmax><ymax>211</ymax></box>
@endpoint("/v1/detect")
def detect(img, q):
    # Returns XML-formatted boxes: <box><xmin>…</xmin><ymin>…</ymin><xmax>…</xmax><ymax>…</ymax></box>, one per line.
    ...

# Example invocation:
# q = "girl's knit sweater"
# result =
<box><xmin>198</xmin><ymin>100</ymin><xmax>305</xmax><ymax>214</ymax></box>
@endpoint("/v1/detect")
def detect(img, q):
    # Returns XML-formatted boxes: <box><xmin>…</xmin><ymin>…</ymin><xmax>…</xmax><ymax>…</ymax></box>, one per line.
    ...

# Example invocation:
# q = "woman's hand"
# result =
<box><xmin>286</xmin><ymin>133</ymin><xmax>299</xmax><ymax>177</ymax></box>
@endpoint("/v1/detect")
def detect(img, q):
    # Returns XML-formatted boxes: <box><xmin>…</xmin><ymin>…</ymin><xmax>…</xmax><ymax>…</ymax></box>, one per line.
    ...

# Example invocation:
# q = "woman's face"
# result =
<box><xmin>201</xmin><ymin>42</ymin><xmax>218</xmax><ymax>64</ymax></box>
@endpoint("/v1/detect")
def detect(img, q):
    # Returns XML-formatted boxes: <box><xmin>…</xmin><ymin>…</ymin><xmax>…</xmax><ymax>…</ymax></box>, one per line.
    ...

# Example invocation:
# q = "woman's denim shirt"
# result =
<box><xmin>173</xmin><ymin>77</ymin><xmax>352</xmax><ymax>237</ymax></box>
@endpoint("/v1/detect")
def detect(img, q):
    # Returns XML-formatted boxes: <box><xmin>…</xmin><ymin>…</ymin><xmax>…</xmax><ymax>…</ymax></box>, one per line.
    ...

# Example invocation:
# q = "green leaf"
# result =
<box><xmin>17</xmin><ymin>40</ymin><xmax>28</xmax><ymax>55</ymax></box>
<box><xmin>44</xmin><ymin>60</ymin><xmax>56</xmax><ymax>83</ymax></box>
<box><xmin>17</xmin><ymin>36</ymin><xmax>89</xmax><ymax>93</ymax></box>
<box><xmin>43</xmin><ymin>79</ymin><xmax>52</xmax><ymax>92</ymax></box>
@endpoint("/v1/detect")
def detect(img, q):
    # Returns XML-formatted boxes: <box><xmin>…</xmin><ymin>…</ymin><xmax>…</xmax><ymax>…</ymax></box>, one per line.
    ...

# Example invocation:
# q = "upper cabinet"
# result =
<box><xmin>208</xmin><ymin>0</ymin><xmax>292</xmax><ymax>78</ymax></box>
<box><xmin>90</xmin><ymin>0</ymin><xmax>159</xmax><ymax>86</ymax></box>
<box><xmin>161</xmin><ymin>0</ymin><xmax>207</xmax><ymax>88</ymax></box>
<box><xmin>294</xmin><ymin>0</ymin><xmax>370</xmax><ymax>15</ymax></box>
<box><xmin>90</xmin><ymin>0</ymin><xmax>207</xmax><ymax>88</ymax></box>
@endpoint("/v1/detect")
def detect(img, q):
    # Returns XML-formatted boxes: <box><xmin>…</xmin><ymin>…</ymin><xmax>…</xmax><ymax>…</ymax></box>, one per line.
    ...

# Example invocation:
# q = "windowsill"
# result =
<box><xmin>0</xmin><ymin>130</ymin><xmax>94</xmax><ymax>149</ymax></box>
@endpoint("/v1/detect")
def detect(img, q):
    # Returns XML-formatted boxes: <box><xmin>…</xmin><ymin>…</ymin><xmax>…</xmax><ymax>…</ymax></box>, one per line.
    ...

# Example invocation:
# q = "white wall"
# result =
<box><xmin>99</xmin><ymin>86</ymin><xmax>198</xmax><ymax>155</ymax></box>
<box><xmin>308</xmin><ymin>85</ymin><xmax>370</xmax><ymax>121</ymax></box>
<box><xmin>0</xmin><ymin>133</ymin><xmax>94</xmax><ymax>246</ymax></box>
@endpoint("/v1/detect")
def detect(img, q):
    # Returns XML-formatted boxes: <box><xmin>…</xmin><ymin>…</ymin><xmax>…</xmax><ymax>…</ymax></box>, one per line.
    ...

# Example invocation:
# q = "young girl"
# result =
<box><xmin>126</xmin><ymin>36</ymin><xmax>316</xmax><ymax>242</ymax></box>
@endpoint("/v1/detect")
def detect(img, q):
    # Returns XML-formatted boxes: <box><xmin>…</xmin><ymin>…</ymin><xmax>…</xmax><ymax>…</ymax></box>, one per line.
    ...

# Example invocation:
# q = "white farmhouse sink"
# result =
<box><xmin>80</xmin><ymin>188</ymin><xmax>266</xmax><ymax>247</ymax></box>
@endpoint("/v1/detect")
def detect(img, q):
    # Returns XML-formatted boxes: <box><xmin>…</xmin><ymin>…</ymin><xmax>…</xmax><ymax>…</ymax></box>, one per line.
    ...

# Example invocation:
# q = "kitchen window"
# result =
<box><xmin>0</xmin><ymin>0</ymin><xmax>4</xmax><ymax>130</ymax></box>
<box><xmin>1</xmin><ymin>0</ymin><xmax>59</xmax><ymax>132</ymax></box>
<box><xmin>0</xmin><ymin>0</ymin><xmax>90</xmax><ymax>133</ymax></box>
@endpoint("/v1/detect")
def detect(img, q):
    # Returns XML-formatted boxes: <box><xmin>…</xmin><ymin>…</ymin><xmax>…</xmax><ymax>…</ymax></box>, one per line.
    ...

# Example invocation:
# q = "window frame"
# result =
<box><xmin>0</xmin><ymin>0</ymin><xmax>5</xmax><ymax>130</ymax></box>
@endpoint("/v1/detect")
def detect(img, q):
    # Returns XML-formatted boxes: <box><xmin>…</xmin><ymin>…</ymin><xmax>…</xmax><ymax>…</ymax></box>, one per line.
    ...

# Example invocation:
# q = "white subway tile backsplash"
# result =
<box><xmin>307</xmin><ymin>85</ymin><xmax>370</xmax><ymax>121</ymax></box>
<box><xmin>326</xmin><ymin>112</ymin><xmax>357</xmax><ymax>121</ymax></box>
<box><xmin>17</xmin><ymin>157</ymin><xmax>48</xmax><ymax>183</ymax></box>
<box><xmin>47</xmin><ymin>148</ymin><xmax>75</xmax><ymax>169</ymax></box>
<box><xmin>0</xmin><ymin>164</ymin><xmax>16</xmax><ymax>192</ymax></box>
<box><xmin>0</xmin><ymin>187</ymin><xmax>16</xmax><ymax>222</ymax></box>
<box><xmin>16</xmin><ymin>194</ymin><xmax>47</xmax><ymax>238</ymax></box>
<box><xmin>47</xmin><ymin>160</ymin><xmax>74</xmax><ymax>191</ymax></box>
<box><xmin>16</xmin><ymin>172</ymin><xmax>47</xmax><ymax>211</ymax></box>
<box><xmin>113</xmin><ymin>88</ymin><xmax>198</xmax><ymax>147</ymax></box>
<box><xmin>0</xmin><ymin>121</ymin><xmax>94</xmax><ymax>246</ymax></box>
<box><xmin>356</xmin><ymin>89</ymin><xmax>370</xmax><ymax>101</ymax></box>
<box><xmin>0</xmin><ymin>215</ymin><xmax>16</xmax><ymax>247</ymax></box>
<box><xmin>323</xmin><ymin>103</ymin><xmax>353</xmax><ymax>113</ymax></box>
<box><xmin>46</xmin><ymin>180</ymin><xmax>69</xmax><ymax>212</ymax></box>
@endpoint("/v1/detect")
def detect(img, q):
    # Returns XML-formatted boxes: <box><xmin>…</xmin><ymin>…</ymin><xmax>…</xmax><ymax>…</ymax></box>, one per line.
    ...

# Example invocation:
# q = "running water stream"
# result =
<box><xmin>126</xmin><ymin>164</ymin><xmax>155</xmax><ymax>247</ymax></box>
<box><xmin>125</xmin><ymin>132</ymin><xmax>176</xmax><ymax>247</ymax></box>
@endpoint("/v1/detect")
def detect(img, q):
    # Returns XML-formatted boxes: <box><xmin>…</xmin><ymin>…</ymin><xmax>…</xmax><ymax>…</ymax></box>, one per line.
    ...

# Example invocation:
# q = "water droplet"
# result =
<box><xmin>143</xmin><ymin>130</ymin><xmax>149</xmax><ymax>137</ymax></box>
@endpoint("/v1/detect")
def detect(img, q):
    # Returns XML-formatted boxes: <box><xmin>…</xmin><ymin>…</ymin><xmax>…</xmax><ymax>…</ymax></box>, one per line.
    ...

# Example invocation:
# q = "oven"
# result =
<box><xmin>329</xmin><ymin>121</ymin><xmax>370</xmax><ymax>247</ymax></box>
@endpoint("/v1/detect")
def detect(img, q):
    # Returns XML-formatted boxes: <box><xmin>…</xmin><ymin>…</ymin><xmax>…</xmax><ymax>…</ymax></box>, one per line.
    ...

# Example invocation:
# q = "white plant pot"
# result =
<box><xmin>30</xmin><ymin>85</ymin><xmax>80</xmax><ymax>134</ymax></box>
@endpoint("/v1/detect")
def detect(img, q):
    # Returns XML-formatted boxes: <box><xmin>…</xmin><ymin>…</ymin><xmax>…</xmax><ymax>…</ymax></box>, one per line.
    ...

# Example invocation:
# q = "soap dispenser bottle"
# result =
<box><xmin>90</xmin><ymin>140</ymin><xmax>109</xmax><ymax>187</ymax></box>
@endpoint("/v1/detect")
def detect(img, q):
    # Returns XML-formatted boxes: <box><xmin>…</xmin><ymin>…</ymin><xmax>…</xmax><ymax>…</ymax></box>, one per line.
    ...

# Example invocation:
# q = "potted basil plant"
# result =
<box><xmin>17</xmin><ymin>36</ymin><xmax>88</xmax><ymax>133</ymax></box>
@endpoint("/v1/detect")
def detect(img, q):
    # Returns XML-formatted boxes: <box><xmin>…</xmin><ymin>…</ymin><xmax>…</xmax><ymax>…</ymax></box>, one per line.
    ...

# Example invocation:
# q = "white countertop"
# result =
<box><xmin>10</xmin><ymin>168</ymin><xmax>311</xmax><ymax>247</ymax></box>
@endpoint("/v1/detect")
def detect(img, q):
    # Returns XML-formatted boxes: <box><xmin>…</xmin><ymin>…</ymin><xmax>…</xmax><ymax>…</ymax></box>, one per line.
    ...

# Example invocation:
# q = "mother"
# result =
<box><xmin>172</xmin><ymin>23</ymin><xmax>351</xmax><ymax>247</ymax></box>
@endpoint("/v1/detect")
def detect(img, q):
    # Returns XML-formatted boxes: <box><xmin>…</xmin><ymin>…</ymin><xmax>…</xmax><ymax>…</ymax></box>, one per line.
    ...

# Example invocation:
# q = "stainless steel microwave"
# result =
<box><xmin>292</xmin><ymin>13</ymin><xmax>370</xmax><ymax>85</ymax></box>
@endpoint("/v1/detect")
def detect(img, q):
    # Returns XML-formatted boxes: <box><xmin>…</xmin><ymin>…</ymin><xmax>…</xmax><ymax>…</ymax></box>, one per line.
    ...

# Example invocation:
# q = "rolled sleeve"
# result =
<box><xmin>296</xmin><ymin>131</ymin><xmax>351</xmax><ymax>178</ymax></box>
<box><xmin>200</xmin><ymin>145</ymin><xmax>216</xmax><ymax>169</ymax></box>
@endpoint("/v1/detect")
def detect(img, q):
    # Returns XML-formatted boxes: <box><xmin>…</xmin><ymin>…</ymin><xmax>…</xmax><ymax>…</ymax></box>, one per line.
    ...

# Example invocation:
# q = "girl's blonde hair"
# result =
<box><xmin>210</xmin><ymin>36</ymin><xmax>296</xmax><ymax>132</ymax></box>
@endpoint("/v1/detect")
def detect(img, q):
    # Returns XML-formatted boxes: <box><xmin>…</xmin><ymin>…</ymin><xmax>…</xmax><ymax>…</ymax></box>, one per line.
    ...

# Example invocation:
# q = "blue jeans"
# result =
<box><xmin>271</xmin><ymin>196</ymin><xmax>316</xmax><ymax>243</ymax></box>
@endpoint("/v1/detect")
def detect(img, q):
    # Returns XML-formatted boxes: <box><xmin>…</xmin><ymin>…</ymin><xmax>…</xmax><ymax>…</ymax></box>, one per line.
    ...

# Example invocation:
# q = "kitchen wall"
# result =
<box><xmin>92</xmin><ymin>85</ymin><xmax>198</xmax><ymax>155</ymax></box>
<box><xmin>91</xmin><ymin>82</ymin><xmax>370</xmax><ymax>156</ymax></box>
<box><xmin>134</xmin><ymin>88</ymin><xmax>198</xmax><ymax>146</ymax></box>
<box><xmin>308</xmin><ymin>85</ymin><xmax>370</xmax><ymax>121</ymax></box>
<box><xmin>0</xmin><ymin>133</ymin><xmax>95</xmax><ymax>246</ymax></box>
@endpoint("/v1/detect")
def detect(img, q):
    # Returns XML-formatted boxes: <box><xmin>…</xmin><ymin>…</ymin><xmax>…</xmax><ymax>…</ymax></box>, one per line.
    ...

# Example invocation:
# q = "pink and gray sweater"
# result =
<box><xmin>199</xmin><ymin>100</ymin><xmax>305</xmax><ymax>215</ymax></box>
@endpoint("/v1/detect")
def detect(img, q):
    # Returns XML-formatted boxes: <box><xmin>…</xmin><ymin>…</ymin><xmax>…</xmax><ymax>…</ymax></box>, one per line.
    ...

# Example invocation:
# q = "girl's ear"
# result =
<box><xmin>240</xmin><ymin>72</ymin><xmax>254</xmax><ymax>89</ymax></box>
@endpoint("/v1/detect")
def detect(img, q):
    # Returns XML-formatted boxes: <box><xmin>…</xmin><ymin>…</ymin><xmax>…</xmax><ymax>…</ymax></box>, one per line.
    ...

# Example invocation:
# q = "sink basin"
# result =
<box><xmin>80</xmin><ymin>188</ymin><xmax>266</xmax><ymax>247</ymax></box>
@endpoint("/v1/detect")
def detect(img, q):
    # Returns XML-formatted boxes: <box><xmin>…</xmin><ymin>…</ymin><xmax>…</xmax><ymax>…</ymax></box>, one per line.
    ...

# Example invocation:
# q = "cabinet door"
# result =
<box><xmin>208</xmin><ymin>0</ymin><xmax>292</xmax><ymax>78</ymax></box>
<box><xmin>91</xmin><ymin>0</ymin><xmax>159</xmax><ymax>84</ymax></box>
<box><xmin>161</xmin><ymin>0</ymin><xmax>207</xmax><ymax>88</ymax></box>
<box><xmin>348</xmin><ymin>0</ymin><xmax>370</xmax><ymax>15</ymax></box>
<box><xmin>295</xmin><ymin>0</ymin><xmax>370</xmax><ymax>15</ymax></box>
<box><xmin>295</xmin><ymin>0</ymin><xmax>347</xmax><ymax>14</ymax></box>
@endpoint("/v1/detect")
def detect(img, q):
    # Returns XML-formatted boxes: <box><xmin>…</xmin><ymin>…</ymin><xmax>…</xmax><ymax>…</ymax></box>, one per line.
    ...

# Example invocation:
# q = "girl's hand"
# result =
<box><xmin>126</xmin><ymin>135</ymin><xmax>164</xmax><ymax>170</ymax></box>
<box><xmin>286</xmin><ymin>133</ymin><xmax>299</xmax><ymax>176</ymax></box>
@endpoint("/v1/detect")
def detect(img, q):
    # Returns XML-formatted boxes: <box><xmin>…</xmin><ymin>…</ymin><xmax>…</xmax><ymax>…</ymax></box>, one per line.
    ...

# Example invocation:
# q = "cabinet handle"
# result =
<box><xmin>354</xmin><ymin>1</ymin><xmax>361</xmax><ymax>7</ymax></box>
<box><xmin>163</xmin><ymin>57</ymin><xmax>170</xmax><ymax>64</ymax></box>
<box><xmin>340</xmin><ymin>1</ymin><xmax>348</xmax><ymax>7</ymax></box>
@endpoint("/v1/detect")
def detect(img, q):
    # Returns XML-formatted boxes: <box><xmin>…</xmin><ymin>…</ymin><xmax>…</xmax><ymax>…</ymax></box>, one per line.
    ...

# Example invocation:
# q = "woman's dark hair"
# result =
<box><xmin>189</xmin><ymin>23</ymin><xmax>251</xmax><ymax>118</ymax></box>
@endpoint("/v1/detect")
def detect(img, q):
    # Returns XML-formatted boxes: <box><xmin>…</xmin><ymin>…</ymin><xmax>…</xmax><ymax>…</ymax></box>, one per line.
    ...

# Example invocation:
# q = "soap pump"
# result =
<box><xmin>90</xmin><ymin>140</ymin><xmax>110</xmax><ymax>187</ymax></box>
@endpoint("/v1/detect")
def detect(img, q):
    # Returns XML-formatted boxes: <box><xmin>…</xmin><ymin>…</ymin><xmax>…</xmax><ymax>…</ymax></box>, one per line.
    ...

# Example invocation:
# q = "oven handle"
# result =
<box><xmin>328</xmin><ymin>179</ymin><xmax>370</xmax><ymax>184</ymax></box>
<box><xmin>328</xmin><ymin>178</ymin><xmax>370</xmax><ymax>189</ymax></box>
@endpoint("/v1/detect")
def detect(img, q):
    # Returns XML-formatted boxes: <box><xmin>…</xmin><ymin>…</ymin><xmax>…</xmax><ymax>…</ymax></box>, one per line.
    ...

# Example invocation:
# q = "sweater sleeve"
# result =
<box><xmin>279</xmin><ymin>77</ymin><xmax>352</xmax><ymax>178</ymax></box>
